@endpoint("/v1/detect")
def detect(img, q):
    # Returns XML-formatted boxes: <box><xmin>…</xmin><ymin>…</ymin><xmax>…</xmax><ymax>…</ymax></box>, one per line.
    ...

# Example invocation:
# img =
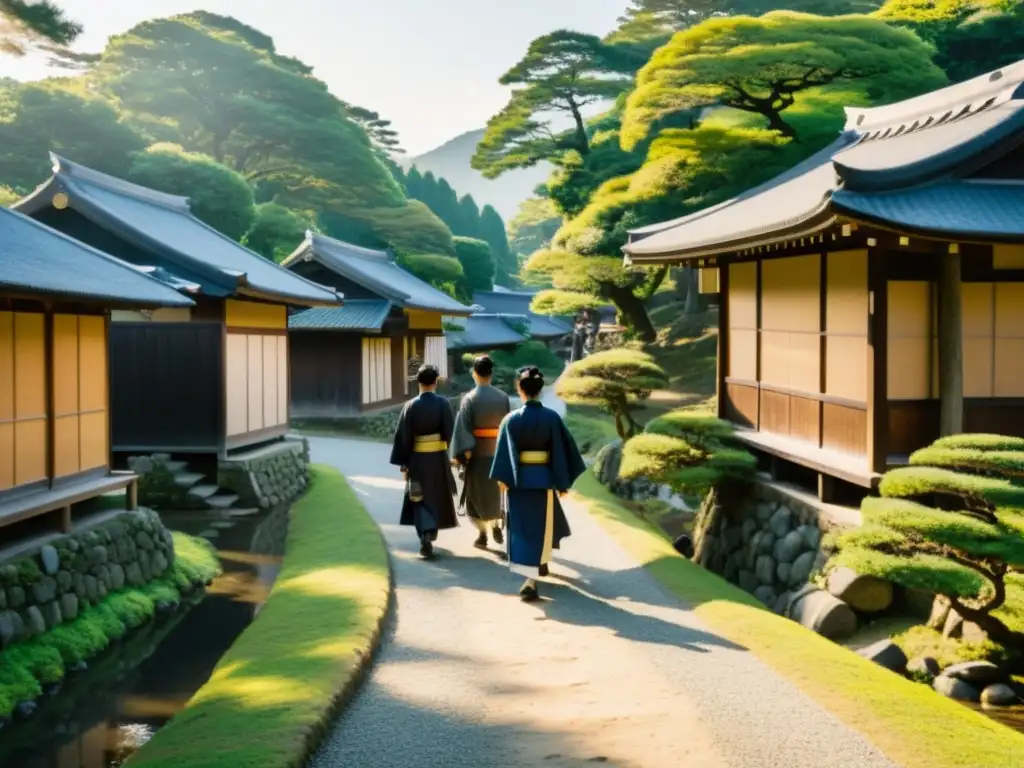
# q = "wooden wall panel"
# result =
<box><xmin>759</xmin><ymin>390</ymin><xmax>790</xmax><ymax>435</ymax></box>
<box><xmin>825</xmin><ymin>335</ymin><xmax>867</xmax><ymax>402</ymax></box>
<box><xmin>699</xmin><ymin>267</ymin><xmax>719</xmax><ymax>294</ymax></box>
<box><xmin>825</xmin><ymin>250</ymin><xmax>868</xmax><ymax>402</ymax></box>
<box><xmin>406</xmin><ymin>309</ymin><xmax>443</xmax><ymax>331</ymax></box>
<box><xmin>995</xmin><ymin>283</ymin><xmax>1024</xmax><ymax>396</ymax></box>
<box><xmin>225</xmin><ymin>334</ymin><xmax>249</xmax><ymax>437</ymax></box>
<box><xmin>360</xmin><ymin>337</ymin><xmax>394</xmax><ymax>405</ymax></box>
<box><xmin>1</xmin><ymin>312</ymin><xmax>14</xmax><ymax>490</ymax></box>
<box><xmin>790</xmin><ymin>395</ymin><xmax>819</xmax><ymax>443</ymax></box>
<box><xmin>822</xmin><ymin>403</ymin><xmax>867</xmax><ymax>456</ymax></box>
<box><xmin>993</xmin><ymin>244</ymin><xmax>1024</xmax><ymax>269</ymax></box>
<box><xmin>724</xmin><ymin>382</ymin><xmax>757</xmax><ymax>427</ymax></box>
<box><xmin>225</xmin><ymin>299</ymin><xmax>287</xmax><ymax>330</ymax></box>
<box><xmin>78</xmin><ymin>317</ymin><xmax>107</xmax><ymax>413</ymax></box>
<box><xmin>888</xmin><ymin>400</ymin><xmax>938</xmax><ymax>457</ymax></box>
<box><xmin>887</xmin><ymin>281</ymin><xmax>932</xmax><ymax>400</ymax></box>
<box><xmin>247</xmin><ymin>335</ymin><xmax>265</xmax><ymax>431</ymax></box>
<box><xmin>761</xmin><ymin>255</ymin><xmax>820</xmax><ymax>332</ymax></box>
<box><xmin>277</xmin><ymin>335</ymin><xmax>289</xmax><ymax>426</ymax></box>
<box><xmin>963</xmin><ymin>282</ymin><xmax>994</xmax><ymax>397</ymax></box>
<box><xmin>111</xmin><ymin>307</ymin><xmax>192</xmax><ymax>323</ymax></box>
<box><xmin>728</xmin><ymin>262</ymin><xmax>757</xmax><ymax>329</ymax></box>
<box><xmin>424</xmin><ymin>335</ymin><xmax>448</xmax><ymax>380</ymax></box>
<box><xmin>52</xmin><ymin>315</ymin><xmax>80</xmax><ymax>478</ymax></box>
<box><xmin>263</xmin><ymin>336</ymin><xmax>279</xmax><ymax>430</ymax></box>
<box><xmin>14</xmin><ymin>313</ymin><xmax>46</xmax><ymax>487</ymax></box>
<box><xmin>729</xmin><ymin>329</ymin><xmax>757</xmax><ymax>380</ymax></box>
<box><xmin>79</xmin><ymin>411</ymin><xmax>107</xmax><ymax>474</ymax></box>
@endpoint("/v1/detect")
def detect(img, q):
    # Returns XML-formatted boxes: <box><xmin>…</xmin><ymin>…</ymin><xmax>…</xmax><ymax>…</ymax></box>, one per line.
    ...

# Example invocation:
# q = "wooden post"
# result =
<box><xmin>716</xmin><ymin>260</ymin><xmax>730</xmax><ymax>421</ymax></box>
<box><xmin>126</xmin><ymin>478</ymin><xmax>139</xmax><ymax>511</ymax></box>
<box><xmin>866</xmin><ymin>249</ymin><xmax>888</xmax><ymax>475</ymax></box>
<box><xmin>938</xmin><ymin>250</ymin><xmax>964</xmax><ymax>436</ymax></box>
<box><xmin>59</xmin><ymin>505</ymin><xmax>72</xmax><ymax>533</ymax></box>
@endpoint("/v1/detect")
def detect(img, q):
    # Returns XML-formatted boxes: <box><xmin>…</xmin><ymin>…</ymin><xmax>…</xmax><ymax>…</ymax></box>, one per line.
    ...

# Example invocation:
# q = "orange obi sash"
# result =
<box><xmin>473</xmin><ymin>428</ymin><xmax>500</xmax><ymax>438</ymax></box>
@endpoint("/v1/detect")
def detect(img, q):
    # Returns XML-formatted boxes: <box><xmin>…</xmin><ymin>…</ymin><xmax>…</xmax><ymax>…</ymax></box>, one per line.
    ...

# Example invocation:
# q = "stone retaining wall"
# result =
<box><xmin>217</xmin><ymin>438</ymin><xmax>311</xmax><ymax>509</ymax></box>
<box><xmin>0</xmin><ymin>508</ymin><xmax>174</xmax><ymax>649</ymax></box>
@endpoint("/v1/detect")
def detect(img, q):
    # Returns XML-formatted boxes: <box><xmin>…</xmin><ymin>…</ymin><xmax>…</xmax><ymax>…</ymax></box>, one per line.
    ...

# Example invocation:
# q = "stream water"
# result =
<box><xmin>0</xmin><ymin>505</ymin><xmax>287</xmax><ymax>768</ymax></box>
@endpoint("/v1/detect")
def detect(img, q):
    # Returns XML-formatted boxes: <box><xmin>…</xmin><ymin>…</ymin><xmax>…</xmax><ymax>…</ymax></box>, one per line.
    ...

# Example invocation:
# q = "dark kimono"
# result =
<box><xmin>489</xmin><ymin>399</ymin><xmax>586</xmax><ymax>578</ymax></box>
<box><xmin>390</xmin><ymin>391</ymin><xmax>459</xmax><ymax>539</ymax></box>
<box><xmin>450</xmin><ymin>384</ymin><xmax>511</xmax><ymax>526</ymax></box>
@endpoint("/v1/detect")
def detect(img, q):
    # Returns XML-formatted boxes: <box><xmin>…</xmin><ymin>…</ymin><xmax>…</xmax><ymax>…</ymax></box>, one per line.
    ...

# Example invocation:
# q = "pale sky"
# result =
<box><xmin>1</xmin><ymin>0</ymin><xmax>627</xmax><ymax>156</ymax></box>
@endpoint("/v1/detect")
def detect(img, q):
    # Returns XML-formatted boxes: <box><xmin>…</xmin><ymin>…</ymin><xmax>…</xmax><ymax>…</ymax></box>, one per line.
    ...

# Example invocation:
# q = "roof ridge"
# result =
<box><xmin>0</xmin><ymin>206</ymin><xmax>196</xmax><ymax>300</ymax></box>
<box><xmin>844</xmin><ymin>59</ymin><xmax>1024</xmax><ymax>135</ymax></box>
<box><xmin>52</xmin><ymin>154</ymin><xmax>192</xmax><ymax>213</ymax></box>
<box><xmin>309</xmin><ymin>232</ymin><xmax>393</xmax><ymax>261</ymax></box>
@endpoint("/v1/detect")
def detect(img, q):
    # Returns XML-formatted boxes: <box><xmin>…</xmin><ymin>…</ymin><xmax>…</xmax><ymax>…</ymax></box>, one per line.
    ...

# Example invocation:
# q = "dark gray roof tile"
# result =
<box><xmin>447</xmin><ymin>314</ymin><xmax>528</xmax><ymax>351</ymax></box>
<box><xmin>288</xmin><ymin>299</ymin><xmax>392</xmax><ymax>331</ymax></box>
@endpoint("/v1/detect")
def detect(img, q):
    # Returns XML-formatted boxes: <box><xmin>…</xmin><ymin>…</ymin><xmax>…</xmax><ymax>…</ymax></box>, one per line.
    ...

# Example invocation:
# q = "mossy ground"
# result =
<box><xmin>127</xmin><ymin>464</ymin><xmax>391</xmax><ymax>768</ymax></box>
<box><xmin>0</xmin><ymin>532</ymin><xmax>219</xmax><ymax>719</ymax></box>
<box><xmin>571</xmin><ymin>470</ymin><xmax>1024</xmax><ymax>768</ymax></box>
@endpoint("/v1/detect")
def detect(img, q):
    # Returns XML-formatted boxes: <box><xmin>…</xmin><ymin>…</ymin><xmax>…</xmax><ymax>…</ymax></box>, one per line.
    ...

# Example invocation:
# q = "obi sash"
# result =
<box><xmin>473</xmin><ymin>428</ymin><xmax>500</xmax><ymax>438</ymax></box>
<box><xmin>519</xmin><ymin>450</ymin><xmax>550</xmax><ymax>465</ymax></box>
<box><xmin>414</xmin><ymin>433</ymin><xmax>448</xmax><ymax>453</ymax></box>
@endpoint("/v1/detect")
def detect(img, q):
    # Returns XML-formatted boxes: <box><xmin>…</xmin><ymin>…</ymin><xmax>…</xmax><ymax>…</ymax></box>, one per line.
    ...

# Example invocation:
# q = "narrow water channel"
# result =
<box><xmin>0</xmin><ymin>505</ymin><xmax>287</xmax><ymax>768</ymax></box>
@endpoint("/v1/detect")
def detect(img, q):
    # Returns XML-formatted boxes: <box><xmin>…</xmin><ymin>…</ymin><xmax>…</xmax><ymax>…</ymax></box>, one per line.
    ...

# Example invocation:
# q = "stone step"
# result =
<box><xmin>206</xmin><ymin>494</ymin><xmax>239</xmax><ymax>509</ymax></box>
<box><xmin>172</xmin><ymin>471</ymin><xmax>206</xmax><ymax>489</ymax></box>
<box><xmin>187</xmin><ymin>484</ymin><xmax>220</xmax><ymax>500</ymax></box>
<box><xmin>163</xmin><ymin>460</ymin><xmax>189</xmax><ymax>473</ymax></box>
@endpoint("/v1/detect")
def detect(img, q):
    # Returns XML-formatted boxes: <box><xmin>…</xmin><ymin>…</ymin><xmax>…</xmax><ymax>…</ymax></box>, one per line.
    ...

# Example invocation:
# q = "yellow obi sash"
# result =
<box><xmin>413</xmin><ymin>433</ymin><xmax>448</xmax><ymax>453</ymax></box>
<box><xmin>473</xmin><ymin>428</ymin><xmax>500</xmax><ymax>438</ymax></box>
<box><xmin>519</xmin><ymin>450</ymin><xmax>550</xmax><ymax>465</ymax></box>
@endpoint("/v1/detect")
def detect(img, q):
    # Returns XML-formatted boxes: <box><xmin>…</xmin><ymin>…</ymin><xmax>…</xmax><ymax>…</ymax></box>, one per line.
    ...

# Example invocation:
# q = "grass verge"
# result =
<box><xmin>128</xmin><ymin>464</ymin><xmax>392</xmax><ymax>768</ymax></box>
<box><xmin>0</xmin><ymin>532</ymin><xmax>219</xmax><ymax>719</ymax></box>
<box><xmin>571</xmin><ymin>470</ymin><xmax>1024</xmax><ymax>768</ymax></box>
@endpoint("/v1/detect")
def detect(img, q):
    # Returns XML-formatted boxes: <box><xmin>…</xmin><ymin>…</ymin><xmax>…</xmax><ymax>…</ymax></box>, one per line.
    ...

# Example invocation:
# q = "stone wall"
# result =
<box><xmin>692</xmin><ymin>479</ymin><xmax>860</xmax><ymax>613</ymax></box>
<box><xmin>217</xmin><ymin>437</ymin><xmax>311</xmax><ymax>509</ymax></box>
<box><xmin>0</xmin><ymin>508</ymin><xmax>174</xmax><ymax>650</ymax></box>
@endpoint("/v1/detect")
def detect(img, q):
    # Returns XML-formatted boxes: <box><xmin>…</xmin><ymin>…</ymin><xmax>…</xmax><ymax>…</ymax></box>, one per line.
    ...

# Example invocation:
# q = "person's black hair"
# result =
<box><xmin>517</xmin><ymin>366</ymin><xmax>544</xmax><ymax>398</ymax></box>
<box><xmin>416</xmin><ymin>364</ymin><xmax>440</xmax><ymax>386</ymax></box>
<box><xmin>472</xmin><ymin>355</ymin><xmax>494</xmax><ymax>378</ymax></box>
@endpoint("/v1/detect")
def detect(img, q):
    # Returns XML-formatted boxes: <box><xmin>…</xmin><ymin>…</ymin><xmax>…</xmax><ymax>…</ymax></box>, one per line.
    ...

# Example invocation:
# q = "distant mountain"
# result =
<box><xmin>398</xmin><ymin>129</ymin><xmax>551</xmax><ymax>221</ymax></box>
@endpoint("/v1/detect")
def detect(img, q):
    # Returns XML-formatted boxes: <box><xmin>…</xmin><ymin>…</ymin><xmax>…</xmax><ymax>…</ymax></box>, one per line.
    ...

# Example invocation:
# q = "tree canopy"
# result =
<box><xmin>508</xmin><ymin>197</ymin><xmax>562</xmax><ymax>259</ymax></box>
<box><xmin>243</xmin><ymin>203</ymin><xmax>313</xmax><ymax>262</ymax></box>
<box><xmin>0</xmin><ymin>0</ymin><xmax>81</xmax><ymax>58</ymax></box>
<box><xmin>453</xmin><ymin>236</ymin><xmax>496</xmax><ymax>296</ymax></box>
<box><xmin>127</xmin><ymin>143</ymin><xmax>256</xmax><ymax>241</ymax></box>
<box><xmin>472</xmin><ymin>30</ymin><xmax>641</xmax><ymax>179</ymax></box>
<box><xmin>621</xmin><ymin>11</ymin><xmax>946</xmax><ymax>146</ymax></box>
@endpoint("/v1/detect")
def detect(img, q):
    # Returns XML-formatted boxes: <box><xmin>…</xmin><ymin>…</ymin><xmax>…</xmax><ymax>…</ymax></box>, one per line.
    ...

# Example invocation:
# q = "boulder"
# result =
<box><xmin>756</xmin><ymin>532</ymin><xmax>776</xmax><ymax>555</ymax></box>
<box><xmin>926</xmin><ymin>595</ymin><xmax>951</xmax><ymax>630</ymax></box>
<box><xmin>776</xmin><ymin>562</ymin><xmax>792</xmax><ymax>585</ymax></box>
<box><xmin>942</xmin><ymin>661</ymin><xmax>1005</xmax><ymax>685</ymax></box>
<box><xmin>788</xmin><ymin>551</ymin><xmax>817</xmax><ymax>587</ymax></box>
<box><xmin>31</xmin><ymin>576</ymin><xmax>57</xmax><ymax>604</ymax></box>
<box><xmin>774</xmin><ymin>591</ymin><xmax>792</xmax><ymax>616</ymax></box>
<box><xmin>41</xmin><ymin>601</ymin><xmax>62</xmax><ymax>629</ymax></box>
<box><xmin>39</xmin><ymin>545</ymin><xmax>60</xmax><ymax>576</ymax></box>
<box><xmin>24</xmin><ymin>605</ymin><xmax>46</xmax><ymax>637</ymax></box>
<box><xmin>907</xmin><ymin>656</ymin><xmax>940</xmax><ymax>682</ymax></box>
<box><xmin>754</xmin><ymin>585</ymin><xmax>777</xmax><ymax>607</ymax></box>
<box><xmin>789</xmin><ymin>588</ymin><xmax>857</xmax><ymax>640</ymax></box>
<box><xmin>59</xmin><ymin>594</ymin><xmax>79</xmax><ymax>622</ymax></box>
<box><xmin>755</xmin><ymin>502</ymin><xmax>776</xmax><ymax>523</ymax></box>
<box><xmin>980</xmin><ymin>684</ymin><xmax>1018</xmax><ymax>708</ymax></box>
<box><xmin>0</xmin><ymin>611</ymin><xmax>16</xmax><ymax>648</ymax></box>
<box><xmin>942</xmin><ymin>609</ymin><xmax>964</xmax><ymax>639</ymax></box>
<box><xmin>797</xmin><ymin>524</ymin><xmax>821</xmax><ymax>551</ymax></box>
<box><xmin>934</xmin><ymin>675</ymin><xmax>980</xmax><ymax>702</ymax></box>
<box><xmin>769</xmin><ymin>507</ymin><xmax>793</xmax><ymax>538</ymax></box>
<box><xmin>773</xmin><ymin>530</ymin><xmax>805</xmax><ymax>565</ymax></box>
<box><xmin>856</xmin><ymin>639</ymin><xmax>908</xmax><ymax>674</ymax></box>
<box><xmin>826</xmin><ymin>567</ymin><xmax>894</xmax><ymax>613</ymax></box>
<box><xmin>741</xmin><ymin>518</ymin><xmax>757</xmax><ymax>541</ymax></box>
<box><xmin>755</xmin><ymin>555</ymin><xmax>776</xmax><ymax>586</ymax></box>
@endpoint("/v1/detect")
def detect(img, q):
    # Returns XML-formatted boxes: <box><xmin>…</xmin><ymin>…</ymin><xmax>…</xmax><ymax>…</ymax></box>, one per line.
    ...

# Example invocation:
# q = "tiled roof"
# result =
<box><xmin>14</xmin><ymin>155</ymin><xmax>340</xmax><ymax>307</ymax></box>
<box><xmin>447</xmin><ymin>314</ymin><xmax>528</xmax><ymax>351</ymax></box>
<box><xmin>288</xmin><ymin>299</ymin><xmax>392</xmax><ymax>331</ymax></box>
<box><xmin>471</xmin><ymin>290</ymin><xmax>572</xmax><ymax>339</ymax></box>
<box><xmin>283</xmin><ymin>233</ymin><xmax>473</xmax><ymax>316</ymax></box>
<box><xmin>624</xmin><ymin>60</ymin><xmax>1024</xmax><ymax>262</ymax></box>
<box><xmin>0</xmin><ymin>207</ymin><xmax>194</xmax><ymax>307</ymax></box>
<box><xmin>832</xmin><ymin>181</ymin><xmax>1024</xmax><ymax>239</ymax></box>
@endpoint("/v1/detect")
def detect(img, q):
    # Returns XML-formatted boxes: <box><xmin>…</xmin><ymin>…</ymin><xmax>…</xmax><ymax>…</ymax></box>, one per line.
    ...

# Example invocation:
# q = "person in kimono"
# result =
<box><xmin>391</xmin><ymin>364</ymin><xmax>458</xmax><ymax>559</ymax></box>
<box><xmin>450</xmin><ymin>355</ymin><xmax>511</xmax><ymax>550</ymax></box>
<box><xmin>489</xmin><ymin>366</ymin><xmax>586</xmax><ymax>601</ymax></box>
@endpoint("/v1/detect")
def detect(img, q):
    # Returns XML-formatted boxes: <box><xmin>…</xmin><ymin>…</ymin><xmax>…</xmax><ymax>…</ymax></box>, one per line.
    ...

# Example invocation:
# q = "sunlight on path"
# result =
<box><xmin>307</xmin><ymin>435</ymin><xmax>897</xmax><ymax>768</ymax></box>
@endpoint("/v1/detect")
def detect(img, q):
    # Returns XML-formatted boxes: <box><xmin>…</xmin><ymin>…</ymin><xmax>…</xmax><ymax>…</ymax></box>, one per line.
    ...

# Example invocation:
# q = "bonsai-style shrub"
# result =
<box><xmin>829</xmin><ymin>434</ymin><xmax>1024</xmax><ymax>651</ymax></box>
<box><xmin>555</xmin><ymin>347</ymin><xmax>668</xmax><ymax>439</ymax></box>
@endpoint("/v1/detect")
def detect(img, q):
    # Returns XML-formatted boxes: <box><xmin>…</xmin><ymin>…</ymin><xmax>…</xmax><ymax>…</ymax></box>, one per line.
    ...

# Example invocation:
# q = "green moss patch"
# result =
<box><xmin>0</xmin><ymin>532</ymin><xmax>218</xmax><ymax>719</ymax></box>
<box><xmin>571</xmin><ymin>470</ymin><xmax>1024</xmax><ymax>768</ymax></box>
<box><xmin>128</xmin><ymin>464</ymin><xmax>391</xmax><ymax>768</ymax></box>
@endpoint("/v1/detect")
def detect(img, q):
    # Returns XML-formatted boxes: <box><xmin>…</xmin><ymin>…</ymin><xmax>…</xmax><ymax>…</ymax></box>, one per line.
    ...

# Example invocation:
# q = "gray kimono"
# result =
<box><xmin>450</xmin><ymin>384</ymin><xmax>511</xmax><ymax>523</ymax></box>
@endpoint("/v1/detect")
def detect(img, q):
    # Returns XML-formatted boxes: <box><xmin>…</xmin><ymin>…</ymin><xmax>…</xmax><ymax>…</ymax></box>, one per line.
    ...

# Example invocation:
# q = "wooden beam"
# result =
<box><xmin>938</xmin><ymin>250</ymin><xmax>964</xmax><ymax>435</ymax></box>
<box><xmin>716</xmin><ymin>260</ymin><xmax>730</xmax><ymax>420</ymax></box>
<box><xmin>866</xmin><ymin>249</ymin><xmax>889</xmax><ymax>474</ymax></box>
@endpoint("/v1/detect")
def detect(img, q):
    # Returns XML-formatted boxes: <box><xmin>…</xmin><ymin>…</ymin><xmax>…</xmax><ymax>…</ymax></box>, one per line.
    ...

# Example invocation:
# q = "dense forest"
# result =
<box><xmin>0</xmin><ymin>6</ymin><xmax>514</xmax><ymax>299</ymax></box>
<box><xmin>479</xmin><ymin>0</ymin><xmax>1024</xmax><ymax>339</ymax></box>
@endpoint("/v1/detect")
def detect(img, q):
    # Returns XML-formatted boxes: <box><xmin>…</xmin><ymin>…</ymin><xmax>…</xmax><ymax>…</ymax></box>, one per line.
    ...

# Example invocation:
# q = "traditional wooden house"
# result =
<box><xmin>13</xmin><ymin>155</ymin><xmax>341</xmax><ymax>457</ymax></box>
<box><xmin>623</xmin><ymin>61</ymin><xmax>1024</xmax><ymax>500</ymax></box>
<box><xmin>282</xmin><ymin>233</ymin><xmax>472</xmax><ymax>416</ymax></box>
<box><xmin>471</xmin><ymin>290</ymin><xmax>572</xmax><ymax>344</ymax></box>
<box><xmin>0</xmin><ymin>207</ymin><xmax>193</xmax><ymax>537</ymax></box>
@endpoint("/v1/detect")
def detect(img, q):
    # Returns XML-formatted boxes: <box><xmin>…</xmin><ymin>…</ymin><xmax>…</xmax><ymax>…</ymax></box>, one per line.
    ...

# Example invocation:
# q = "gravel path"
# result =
<box><xmin>308</xmin><ymin>435</ymin><xmax>898</xmax><ymax>768</ymax></box>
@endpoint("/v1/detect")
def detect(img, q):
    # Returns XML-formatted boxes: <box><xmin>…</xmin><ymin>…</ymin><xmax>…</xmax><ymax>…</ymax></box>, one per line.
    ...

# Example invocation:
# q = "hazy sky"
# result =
<box><xmin>1</xmin><ymin>0</ymin><xmax>627</xmax><ymax>155</ymax></box>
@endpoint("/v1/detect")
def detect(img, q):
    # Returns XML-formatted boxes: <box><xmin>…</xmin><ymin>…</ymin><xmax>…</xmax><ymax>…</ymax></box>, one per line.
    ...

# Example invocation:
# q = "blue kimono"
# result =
<box><xmin>489</xmin><ymin>399</ymin><xmax>586</xmax><ymax>578</ymax></box>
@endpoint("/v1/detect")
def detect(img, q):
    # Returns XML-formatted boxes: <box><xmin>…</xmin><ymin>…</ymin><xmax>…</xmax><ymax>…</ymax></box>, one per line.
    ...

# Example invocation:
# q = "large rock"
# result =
<box><xmin>942</xmin><ymin>608</ymin><xmax>964</xmax><ymax>639</ymax></box>
<box><xmin>857</xmin><ymin>639</ymin><xmax>908</xmax><ymax>674</ymax></box>
<box><xmin>59</xmin><ymin>593</ymin><xmax>79</xmax><ymax>622</ymax></box>
<box><xmin>39</xmin><ymin>545</ymin><xmax>60</xmax><ymax>576</ymax></box>
<box><xmin>41</xmin><ymin>601</ymin><xmax>62</xmax><ymax>629</ymax></box>
<box><xmin>942</xmin><ymin>661</ymin><xmax>1005</xmax><ymax>685</ymax></box>
<box><xmin>797</xmin><ymin>524</ymin><xmax>821</xmax><ymax>551</ymax></box>
<box><xmin>769</xmin><ymin>507</ymin><xmax>793</xmax><ymax>537</ymax></box>
<box><xmin>788</xmin><ymin>551</ymin><xmax>817</xmax><ymax>587</ymax></box>
<box><xmin>773</xmin><ymin>530</ymin><xmax>805</xmax><ymax>565</ymax></box>
<box><xmin>0</xmin><ymin>611</ymin><xmax>16</xmax><ymax>648</ymax></box>
<box><xmin>755</xmin><ymin>555</ymin><xmax>776</xmax><ymax>586</ymax></box>
<box><xmin>32</xmin><ymin>576</ymin><xmax>57</xmax><ymax>604</ymax></box>
<box><xmin>981</xmin><ymin>684</ymin><xmax>1019</xmax><ymax>708</ymax></box>
<box><xmin>24</xmin><ymin>605</ymin><xmax>46</xmax><ymax>637</ymax></box>
<box><xmin>776</xmin><ymin>562</ymin><xmax>792</xmax><ymax>585</ymax></box>
<box><xmin>934</xmin><ymin>675</ymin><xmax>980</xmax><ymax>702</ymax></box>
<box><xmin>755</xmin><ymin>531</ymin><xmax>776</xmax><ymax>555</ymax></box>
<box><xmin>826</xmin><ymin>567</ymin><xmax>894</xmax><ymax>613</ymax></box>
<box><xmin>789</xmin><ymin>588</ymin><xmax>857</xmax><ymax>640</ymax></box>
<box><xmin>907</xmin><ymin>656</ymin><xmax>940</xmax><ymax>682</ymax></box>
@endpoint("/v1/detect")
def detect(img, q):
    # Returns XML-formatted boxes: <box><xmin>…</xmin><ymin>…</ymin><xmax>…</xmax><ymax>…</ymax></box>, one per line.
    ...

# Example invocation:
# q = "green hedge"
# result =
<box><xmin>878</xmin><ymin>465</ymin><xmax>1024</xmax><ymax>509</ymax></box>
<box><xmin>128</xmin><ymin>464</ymin><xmax>391</xmax><ymax>768</ymax></box>
<box><xmin>0</xmin><ymin>533</ymin><xmax>218</xmax><ymax>719</ymax></box>
<box><xmin>909</xmin><ymin>446</ymin><xmax>1024</xmax><ymax>478</ymax></box>
<box><xmin>931</xmin><ymin>434</ymin><xmax>1024</xmax><ymax>452</ymax></box>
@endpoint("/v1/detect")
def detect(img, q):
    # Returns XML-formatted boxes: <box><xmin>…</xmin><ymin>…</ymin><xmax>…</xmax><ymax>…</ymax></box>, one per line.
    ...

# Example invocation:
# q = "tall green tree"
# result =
<box><xmin>0</xmin><ymin>0</ymin><xmax>80</xmax><ymax>57</ymax></box>
<box><xmin>478</xmin><ymin>204</ymin><xmax>516</xmax><ymax>286</ymax></box>
<box><xmin>127</xmin><ymin>143</ymin><xmax>256</xmax><ymax>240</ymax></box>
<box><xmin>453</xmin><ymin>236</ymin><xmax>496</xmax><ymax>296</ymax></box>
<box><xmin>455</xmin><ymin>194</ymin><xmax>481</xmax><ymax>238</ymax></box>
<box><xmin>472</xmin><ymin>30</ymin><xmax>642</xmax><ymax>178</ymax></box>
<box><xmin>342</xmin><ymin>102</ymin><xmax>404</xmax><ymax>156</ymax></box>
<box><xmin>244</xmin><ymin>203</ymin><xmax>313</xmax><ymax>262</ymax></box>
<box><xmin>621</xmin><ymin>11</ymin><xmax>947</xmax><ymax>146</ymax></box>
<box><xmin>508</xmin><ymin>197</ymin><xmax>562</xmax><ymax>258</ymax></box>
<box><xmin>0</xmin><ymin>80</ymin><xmax>145</xmax><ymax>193</ymax></box>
